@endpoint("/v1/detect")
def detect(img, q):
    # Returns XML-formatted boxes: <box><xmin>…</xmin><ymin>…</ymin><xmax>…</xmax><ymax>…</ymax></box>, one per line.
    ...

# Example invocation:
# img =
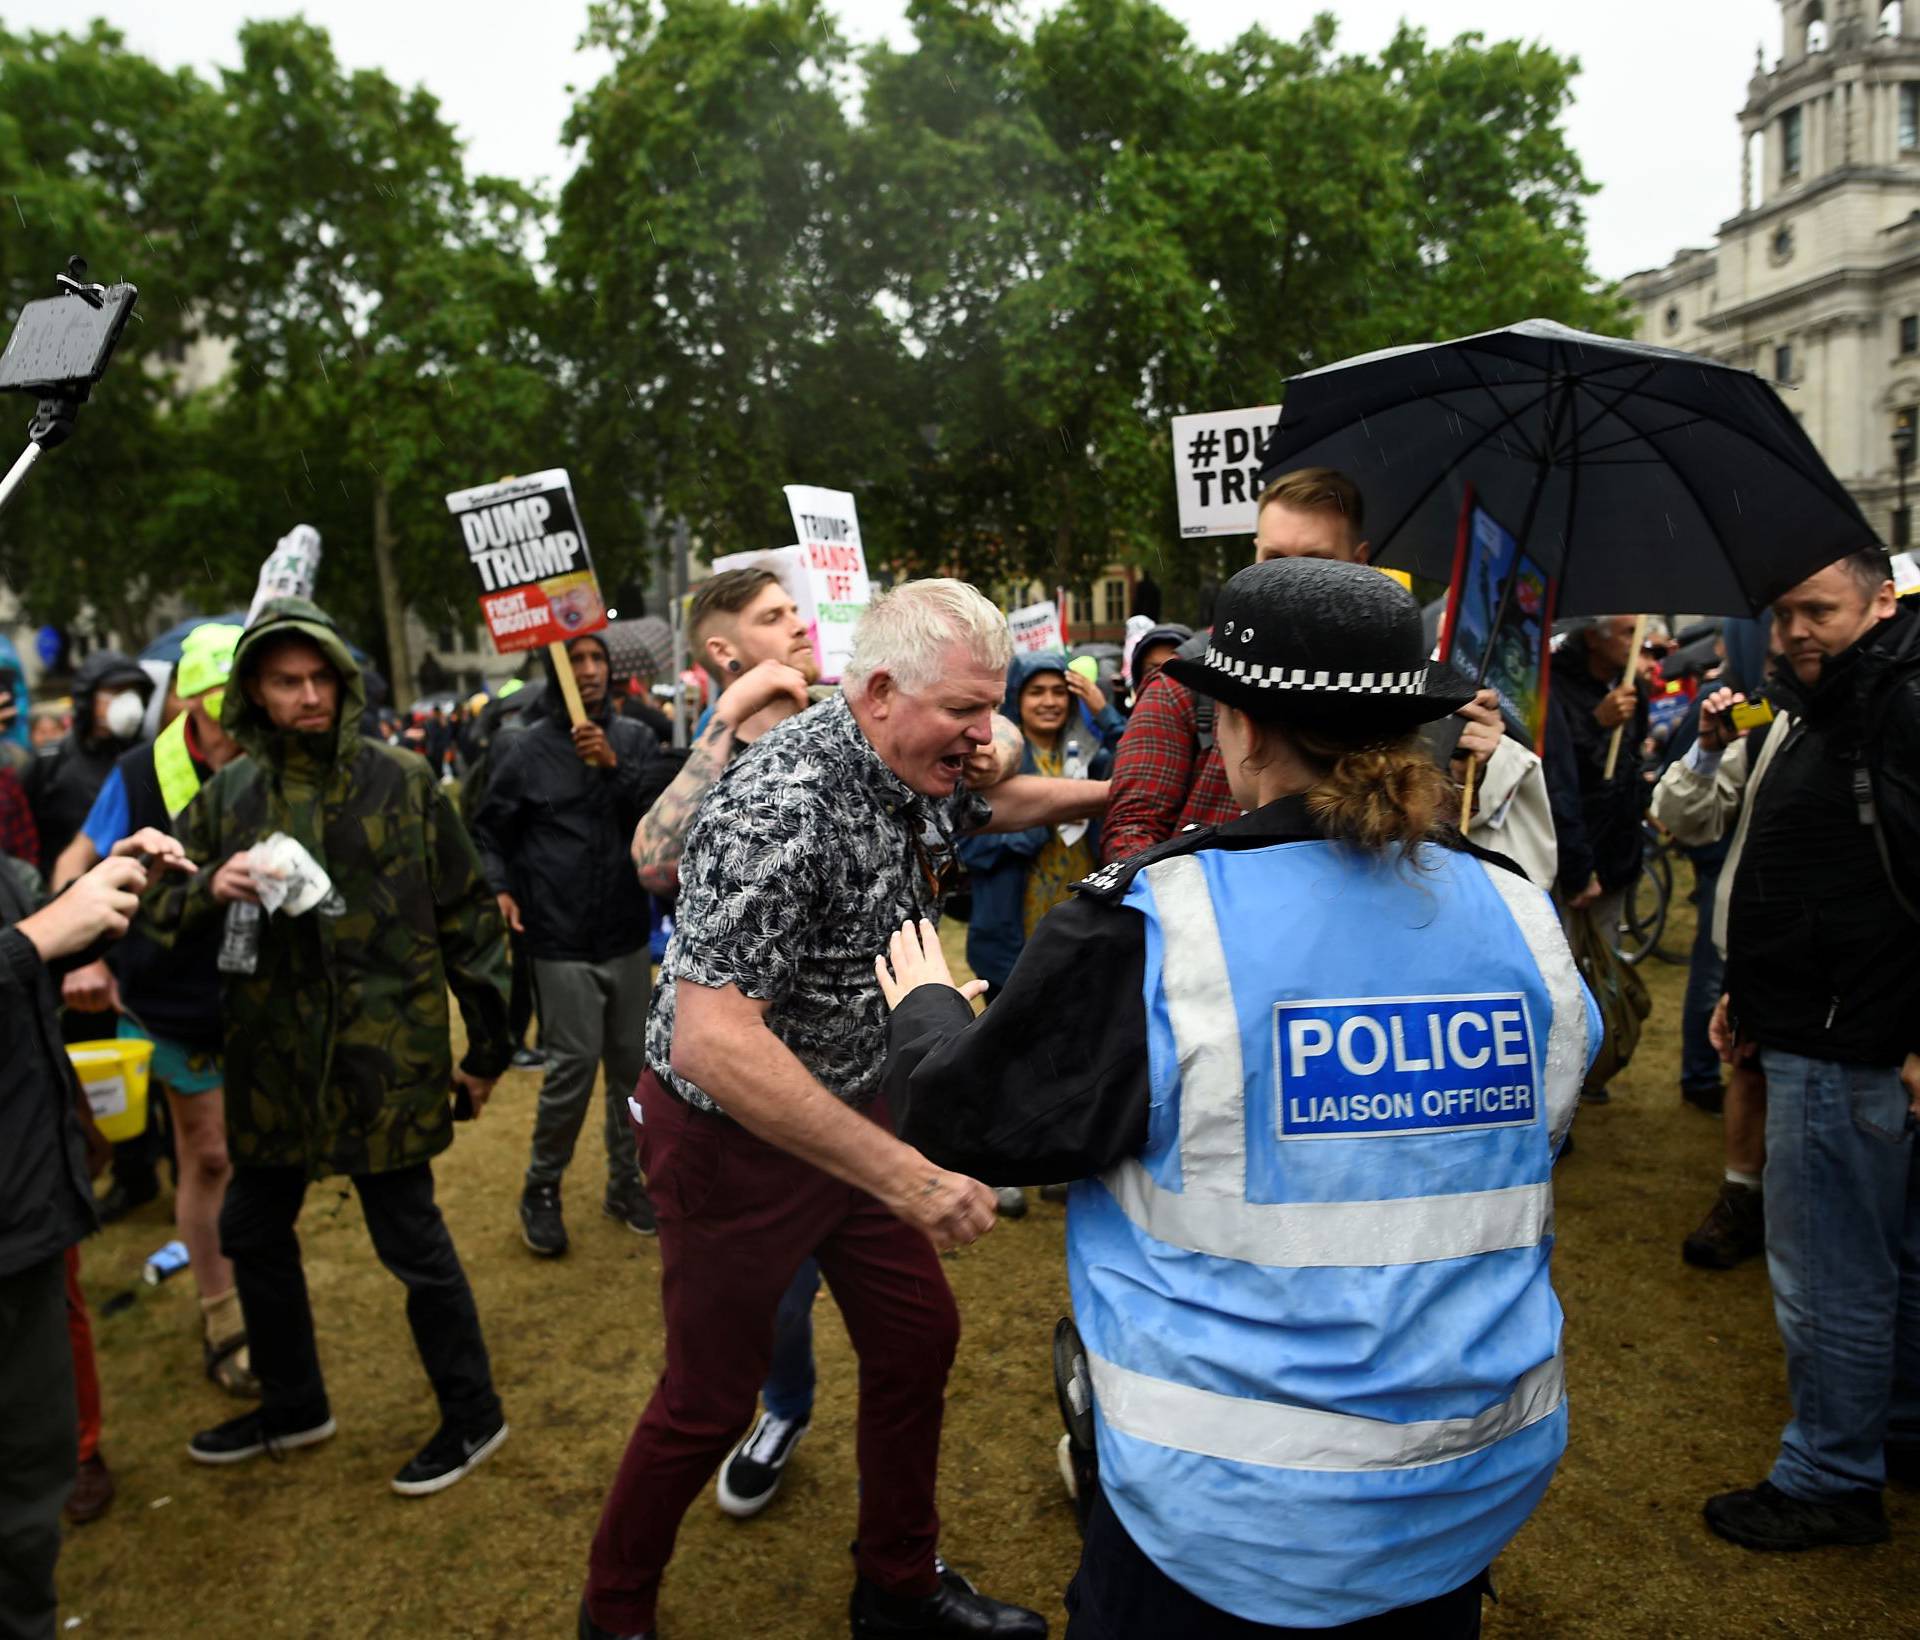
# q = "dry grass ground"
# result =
<box><xmin>58</xmin><ymin>884</ymin><xmax>1920</xmax><ymax>1638</ymax></box>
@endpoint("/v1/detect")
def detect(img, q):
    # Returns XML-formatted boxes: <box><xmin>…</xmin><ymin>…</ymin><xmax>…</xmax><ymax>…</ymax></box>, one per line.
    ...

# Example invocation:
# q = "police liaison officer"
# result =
<box><xmin>876</xmin><ymin>558</ymin><xmax>1600</xmax><ymax>1638</ymax></box>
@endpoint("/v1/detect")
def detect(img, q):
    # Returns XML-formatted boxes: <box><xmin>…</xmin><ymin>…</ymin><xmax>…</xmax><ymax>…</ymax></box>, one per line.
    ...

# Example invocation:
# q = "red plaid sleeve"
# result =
<box><xmin>1100</xmin><ymin>673</ymin><xmax>1198</xmax><ymax>864</ymax></box>
<box><xmin>0</xmin><ymin>768</ymin><xmax>40</xmax><ymax>867</ymax></box>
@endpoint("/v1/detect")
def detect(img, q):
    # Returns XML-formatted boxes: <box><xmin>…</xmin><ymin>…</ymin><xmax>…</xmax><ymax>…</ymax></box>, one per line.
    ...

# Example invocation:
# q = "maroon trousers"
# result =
<box><xmin>585</xmin><ymin>1071</ymin><xmax>960</xmax><ymax>1633</ymax></box>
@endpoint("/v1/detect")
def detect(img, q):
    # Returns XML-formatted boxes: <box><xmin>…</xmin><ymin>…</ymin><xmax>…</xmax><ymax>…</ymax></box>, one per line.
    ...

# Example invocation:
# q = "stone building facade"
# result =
<box><xmin>1623</xmin><ymin>0</ymin><xmax>1920</xmax><ymax>544</ymax></box>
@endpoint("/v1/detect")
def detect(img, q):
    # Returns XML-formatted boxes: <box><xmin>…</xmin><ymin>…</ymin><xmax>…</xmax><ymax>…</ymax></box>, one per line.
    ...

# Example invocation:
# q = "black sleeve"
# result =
<box><xmin>884</xmin><ymin>894</ymin><xmax>1150</xmax><ymax>1183</ymax></box>
<box><xmin>1544</xmin><ymin>698</ymin><xmax>1592</xmax><ymax>896</ymax></box>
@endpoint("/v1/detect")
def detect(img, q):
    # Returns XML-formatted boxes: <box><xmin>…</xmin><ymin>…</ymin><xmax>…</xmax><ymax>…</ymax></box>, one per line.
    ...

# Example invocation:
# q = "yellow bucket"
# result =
<box><xmin>66</xmin><ymin>1038</ymin><xmax>154</xmax><ymax>1144</ymax></box>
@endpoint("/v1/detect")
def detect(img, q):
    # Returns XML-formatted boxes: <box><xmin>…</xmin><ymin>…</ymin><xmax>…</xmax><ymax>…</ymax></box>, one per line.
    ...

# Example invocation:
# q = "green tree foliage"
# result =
<box><xmin>3</xmin><ymin>2</ymin><xmax>1624</xmax><ymax>659</ymax></box>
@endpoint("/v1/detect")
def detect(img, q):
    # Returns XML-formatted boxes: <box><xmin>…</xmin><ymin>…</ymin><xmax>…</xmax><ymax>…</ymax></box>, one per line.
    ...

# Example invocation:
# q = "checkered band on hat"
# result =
<box><xmin>1202</xmin><ymin>645</ymin><xmax>1430</xmax><ymax>696</ymax></box>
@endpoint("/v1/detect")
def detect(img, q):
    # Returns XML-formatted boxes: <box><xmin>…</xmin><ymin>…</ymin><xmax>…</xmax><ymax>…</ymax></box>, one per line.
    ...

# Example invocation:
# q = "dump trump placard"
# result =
<box><xmin>446</xmin><ymin>469</ymin><xmax>608</xmax><ymax>653</ymax></box>
<box><xmin>1172</xmin><ymin>405</ymin><xmax>1281</xmax><ymax>537</ymax></box>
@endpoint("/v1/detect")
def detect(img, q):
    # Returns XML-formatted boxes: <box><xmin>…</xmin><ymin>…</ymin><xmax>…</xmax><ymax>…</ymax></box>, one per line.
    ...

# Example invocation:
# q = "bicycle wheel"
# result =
<box><xmin>1613</xmin><ymin>852</ymin><xmax>1668</xmax><ymax>967</ymax></box>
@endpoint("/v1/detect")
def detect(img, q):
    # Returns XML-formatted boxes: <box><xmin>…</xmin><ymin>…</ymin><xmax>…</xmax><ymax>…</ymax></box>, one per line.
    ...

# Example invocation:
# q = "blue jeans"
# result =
<box><xmin>1760</xmin><ymin>1050</ymin><xmax>1920</xmax><ymax>1498</ymax></box>
<box><xmin>761</xmin><ymin>1258</ymin><xmax>821</xmax><ymax>1423</ymax></box>
<box><xmin>1679</xmin><ymin>860</ymin><xmax>1724</xmax><ymax>1093</ymax></box>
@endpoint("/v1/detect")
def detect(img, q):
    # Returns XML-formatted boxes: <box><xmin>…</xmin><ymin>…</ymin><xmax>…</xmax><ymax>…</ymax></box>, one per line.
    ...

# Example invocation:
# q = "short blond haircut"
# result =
<box><xmin>1258</xmin><ymin>466</ymin><xmax>1364</xmax><ymax>542</ymax></box>
<box><xmin>841</xmin><ymin>579</ymin><xmax>1013</xmax><ymax>697</ymax></box>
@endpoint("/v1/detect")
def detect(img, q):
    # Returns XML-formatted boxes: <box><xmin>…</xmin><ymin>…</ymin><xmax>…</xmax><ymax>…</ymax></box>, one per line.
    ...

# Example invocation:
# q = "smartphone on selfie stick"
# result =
<box><xmin>0</xmin><ymin>257</ymin><xmax>138</xmax><ymax>522</ymax></box>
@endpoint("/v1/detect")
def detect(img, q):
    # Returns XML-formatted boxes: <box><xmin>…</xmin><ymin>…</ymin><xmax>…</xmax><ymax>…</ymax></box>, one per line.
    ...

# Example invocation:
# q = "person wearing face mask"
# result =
<box><xmin>24</xmin><ymin>652</ymin><xmax>152</xmax><ymax>877</ymax></box>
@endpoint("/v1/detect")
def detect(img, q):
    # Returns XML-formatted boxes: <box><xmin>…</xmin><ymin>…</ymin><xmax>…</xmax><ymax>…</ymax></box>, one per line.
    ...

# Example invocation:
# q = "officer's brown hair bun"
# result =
<box><xmin>1297</xmin><ymin>731</ymin><xmax>1447</xmax><ymax>861</ymax></box>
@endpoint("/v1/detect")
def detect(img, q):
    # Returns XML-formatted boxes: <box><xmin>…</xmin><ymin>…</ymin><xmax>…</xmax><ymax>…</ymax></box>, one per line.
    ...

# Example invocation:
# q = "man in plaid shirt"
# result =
<box><xmin>1102</xmin><ymin>467</ymin><xmax>1373</xmax><ymax>863</ymax></box>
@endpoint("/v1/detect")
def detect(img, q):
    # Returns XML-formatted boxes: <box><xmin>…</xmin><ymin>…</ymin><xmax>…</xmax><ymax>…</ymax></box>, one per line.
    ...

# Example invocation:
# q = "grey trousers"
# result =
<box><xmin>528</xmin><ymin>949</ymin><xmax>651</xmax><ymax>1204</ymax></box>
<box><xmin>0</xmin><ymin>1253</ymin><xmax>76</xmax><ymax>1640</ymax></box>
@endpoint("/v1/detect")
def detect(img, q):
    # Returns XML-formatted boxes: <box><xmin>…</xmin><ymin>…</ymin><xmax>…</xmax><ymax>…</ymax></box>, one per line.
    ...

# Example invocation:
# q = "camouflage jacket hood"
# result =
<box><xmin>147</xmin><ymin>601</ymin><xmax>510</xmax><ymax>1180</ymax></box>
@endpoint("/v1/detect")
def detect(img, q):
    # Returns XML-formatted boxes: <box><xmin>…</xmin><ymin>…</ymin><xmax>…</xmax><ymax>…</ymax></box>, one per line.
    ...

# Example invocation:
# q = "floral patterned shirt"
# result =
<box><xmin>647</xmin><ymin>693</ymin><xmax>990</xmax><ymax>1112</ymax></box>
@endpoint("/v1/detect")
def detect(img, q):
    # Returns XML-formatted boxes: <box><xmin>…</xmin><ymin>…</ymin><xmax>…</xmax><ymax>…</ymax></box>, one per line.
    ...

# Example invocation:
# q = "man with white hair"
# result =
<box><xmin>580</xmin><ymin>580</ymin><xmax>1103</xmax><ymax>1640</ymax></box>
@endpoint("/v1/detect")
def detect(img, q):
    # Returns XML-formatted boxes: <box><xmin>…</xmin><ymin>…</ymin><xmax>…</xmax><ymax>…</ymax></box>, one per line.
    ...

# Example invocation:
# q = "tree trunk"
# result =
<box><xmin>372</xmin><ymin>478</ymin><xmax>411</xmax><ymax>702</ymax></box>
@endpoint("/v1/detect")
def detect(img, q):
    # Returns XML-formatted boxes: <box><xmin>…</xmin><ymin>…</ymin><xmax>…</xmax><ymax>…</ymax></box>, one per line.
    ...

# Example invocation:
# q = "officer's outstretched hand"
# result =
<box><xmin>876</xmin><ymin>918</ymin><xmax>989</xmax><ymax>1010</ymax></box>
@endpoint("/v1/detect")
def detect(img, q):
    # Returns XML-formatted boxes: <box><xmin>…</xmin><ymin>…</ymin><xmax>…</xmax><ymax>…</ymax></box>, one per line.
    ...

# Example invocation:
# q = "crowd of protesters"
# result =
<box><xmin>2</xmin><ymin>464</ymin><xmax>1917</xmax><ymax>1640</ymax></box>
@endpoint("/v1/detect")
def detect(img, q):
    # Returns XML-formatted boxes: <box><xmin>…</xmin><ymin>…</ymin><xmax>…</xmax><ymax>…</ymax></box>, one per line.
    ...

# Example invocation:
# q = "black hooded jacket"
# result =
<box><xmin>1546</xmin><ymin>636</ymin><xmax>1650</xmax><ymax>895</ymax></box>
<box><xmin>24</xmin><ymin>649</ymin><xmax>151</xmax><ymax>873</ymax></box>
<box><xmin>469</xmin><ymin>689</ymin><xmax>662</xmax><ymax>964</ymax></box>
<box><xmin>1726</xmin><ymin>603</ymin><xmax>1920</xmax><ymax>1066</ymax></box>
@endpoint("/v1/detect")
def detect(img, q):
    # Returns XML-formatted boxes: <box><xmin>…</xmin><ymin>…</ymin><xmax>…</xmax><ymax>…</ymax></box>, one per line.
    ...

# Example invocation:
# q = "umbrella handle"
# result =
<box><xmin>1458</xmin><ymin>756</ymin><xmax>1479</xmax><ymax>829</ymax></box>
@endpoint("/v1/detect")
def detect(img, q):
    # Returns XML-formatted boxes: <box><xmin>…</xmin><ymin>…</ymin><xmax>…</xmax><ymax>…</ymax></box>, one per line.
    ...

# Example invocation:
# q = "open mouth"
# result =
<box><xmin>937</xmin><ymin>753</ymin><xmax>968</xmax><ymax>781</ymax></box>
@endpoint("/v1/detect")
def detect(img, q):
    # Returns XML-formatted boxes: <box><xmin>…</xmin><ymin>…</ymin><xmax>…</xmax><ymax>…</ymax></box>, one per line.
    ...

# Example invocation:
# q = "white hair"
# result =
<box><xmin>841</xmin><ymin>578</ymin><xmax>1014</xmax><ymax>697</ymax></box>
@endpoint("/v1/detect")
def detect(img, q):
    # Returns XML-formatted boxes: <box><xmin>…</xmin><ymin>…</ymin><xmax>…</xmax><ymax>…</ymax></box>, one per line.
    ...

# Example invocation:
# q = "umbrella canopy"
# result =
<box><xmin>1255</xmin><ymin>319</ymin><xmax>1878</xmax><ymax>617</ymax></box>
<box><xmin>601</xmin><ymin>616</ymin><xmax>674</xmax><ymax>682</ymax></box>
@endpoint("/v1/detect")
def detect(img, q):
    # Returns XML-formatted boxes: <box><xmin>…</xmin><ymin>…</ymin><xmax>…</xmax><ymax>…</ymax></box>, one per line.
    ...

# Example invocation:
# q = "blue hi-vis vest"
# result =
<box><xmin>1068</xmin><ymin>839</ymin><xmax>1598</xmax><ymax>1627</ymax></box>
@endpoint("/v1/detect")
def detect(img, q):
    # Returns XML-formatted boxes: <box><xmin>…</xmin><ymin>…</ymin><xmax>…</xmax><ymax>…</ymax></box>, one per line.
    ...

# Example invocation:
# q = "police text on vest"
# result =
<box><xmin>1272</xmin><ymin>994</ymin><xmax>1539</xmax><ymax>1140</ymax></box>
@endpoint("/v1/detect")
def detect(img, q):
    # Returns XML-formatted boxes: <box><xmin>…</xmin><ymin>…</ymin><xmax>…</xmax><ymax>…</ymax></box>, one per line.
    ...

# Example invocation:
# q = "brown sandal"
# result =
<box><xmin>204</xmin><ymin>1332</ymin><xmax>261</xmax><ymax>1398</ymax></box>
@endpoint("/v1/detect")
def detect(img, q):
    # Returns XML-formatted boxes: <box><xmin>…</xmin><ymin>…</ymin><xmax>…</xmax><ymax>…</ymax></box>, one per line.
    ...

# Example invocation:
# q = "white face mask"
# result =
<box><xmin>103</xmin><ymin>689</ymin><xmax>146</xmax><ymax>740</ymax></box>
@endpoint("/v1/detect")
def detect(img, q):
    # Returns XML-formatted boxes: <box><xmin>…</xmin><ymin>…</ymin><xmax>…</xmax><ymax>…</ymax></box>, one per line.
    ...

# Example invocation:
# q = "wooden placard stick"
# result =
<box><xmin>548</xmin><ymin>639</ymin><xmax>588</xmax><ymax>727</ymax></box>
<box><xmin>1601</xmin><ymin>613</ymin><xmax>1650</xmax><ymax>781</ymax></box>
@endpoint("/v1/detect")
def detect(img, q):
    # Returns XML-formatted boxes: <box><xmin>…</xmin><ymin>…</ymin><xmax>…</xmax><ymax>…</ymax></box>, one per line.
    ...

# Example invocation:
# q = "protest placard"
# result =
<box><xmin>1171</xmin><ymin>404</ymin><xmax>1281</xmax><ymax>537</ymax></box>
<box><xmin>783</xmin><ymin>485</ymin><xmax>871</xmax><ymax>682</ymax></box>
<box><xmin>246</xmin><ymin>524</ymin><xmax>322</xmax><ymax>625</ymax></box>
<box><xmin>1436</xmin><ymin>487</ymin><xmax>1557</xmax><ymax>753</ymax></box>
<box><xmin>1008</xmin><ymin>600</ymin><xmax>1066</xmax><ymax>656</ymax></box>
<box><xmin>446</xmin><ymin>468</ymin><xmax>607</xmax><ymax>723</ymax></box>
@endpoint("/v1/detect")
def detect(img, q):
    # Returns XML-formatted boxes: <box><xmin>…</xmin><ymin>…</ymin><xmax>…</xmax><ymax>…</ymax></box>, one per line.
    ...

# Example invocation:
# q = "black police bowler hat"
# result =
<box><xmin>1161</xmin><ymin>557</ymin><xmax>1476</xmax><ymax>735</ymax></box>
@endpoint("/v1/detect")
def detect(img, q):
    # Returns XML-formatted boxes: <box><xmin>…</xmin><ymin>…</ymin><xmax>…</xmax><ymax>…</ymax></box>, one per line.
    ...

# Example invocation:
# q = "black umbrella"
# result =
<box><xmin>1255</xmin><ymin>318</ymin><xmax>1877</xmax><ymax>617</ymax></box>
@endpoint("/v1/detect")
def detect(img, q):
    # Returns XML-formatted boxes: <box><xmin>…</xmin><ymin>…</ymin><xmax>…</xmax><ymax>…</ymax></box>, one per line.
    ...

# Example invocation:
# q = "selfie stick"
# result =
<box><xmin>0</xmin><ymin>259</ymin><xmax>137</xmax><ymax>522</ymax></box>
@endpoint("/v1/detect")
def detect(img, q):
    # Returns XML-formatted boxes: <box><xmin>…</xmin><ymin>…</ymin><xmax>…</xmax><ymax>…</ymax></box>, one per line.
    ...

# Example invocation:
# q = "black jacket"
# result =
<box><xmin>23</xmin><ymin>650</ymin><xmax>151</xmax><ymax>873</ymax></box>
<box><xmin>0</xmin><ymin>854</ymin><xmax>100</xmax><ymax>1278</ymax></box>
<box><xmin>470</xmin><ymin>702</ymin><xmax>662</xmax><ymax>963</ymax></box>
<box><xmin>1547</xmin><ymin>641</ymin><xmax>1650</xmax><ymax>896</ymax></box>
<box><xmin>1726</xmin><ymin>605</ymin><xmax>1920</xmax><ymax>1065</ymax></box>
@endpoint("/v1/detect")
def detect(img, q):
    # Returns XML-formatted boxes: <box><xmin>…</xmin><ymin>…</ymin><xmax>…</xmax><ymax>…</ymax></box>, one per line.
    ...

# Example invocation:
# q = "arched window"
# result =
<box><xmin>1807</xmin><ymin>2</ymin><xmax>1830</xmax><ymax>53</ymax></box>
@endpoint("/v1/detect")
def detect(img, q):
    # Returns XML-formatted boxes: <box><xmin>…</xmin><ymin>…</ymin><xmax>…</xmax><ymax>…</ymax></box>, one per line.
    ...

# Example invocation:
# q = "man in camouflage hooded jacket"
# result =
<box><xmin>146</xmin><ymin>597</ymin><xmax>515</xmax><ymax>1497</ymax></box>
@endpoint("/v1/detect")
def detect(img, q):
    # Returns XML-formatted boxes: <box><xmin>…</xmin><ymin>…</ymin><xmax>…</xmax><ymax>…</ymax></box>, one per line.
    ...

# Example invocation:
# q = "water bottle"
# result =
<box><xmin>217</xmin><ymin>901</ymin><xmax>262</xmax><ymax>975</ymax></box>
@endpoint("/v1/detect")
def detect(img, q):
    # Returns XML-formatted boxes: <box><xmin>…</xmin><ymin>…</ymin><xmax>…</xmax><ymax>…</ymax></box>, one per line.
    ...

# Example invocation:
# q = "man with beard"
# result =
<box><xmin>473</xmin><ymin>632</ymin><xmax>667</xmax><ymax>1250</ymax></box>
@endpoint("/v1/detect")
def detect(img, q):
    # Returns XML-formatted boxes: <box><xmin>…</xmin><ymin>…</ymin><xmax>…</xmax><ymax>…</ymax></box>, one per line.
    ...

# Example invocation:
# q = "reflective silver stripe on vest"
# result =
<box><xmin>1102</xmin><ymin>1160</ymin><xmax>1552</xmax><ymax>1268</ymax></box>
<box><xmin>1144</xmin><ymin>854</ymin><xmax>1246</xmax><ymax>1197</ymax></box>
<box><xmin>1475</xmin><ymin>861</ymin><xmax>1588</xmax><ymax>1147</ymax></box>
<box><xmin>1088</xmin><ymin>1347</ymin><xmax>1566</xmax><ymax>1473</ymax></box>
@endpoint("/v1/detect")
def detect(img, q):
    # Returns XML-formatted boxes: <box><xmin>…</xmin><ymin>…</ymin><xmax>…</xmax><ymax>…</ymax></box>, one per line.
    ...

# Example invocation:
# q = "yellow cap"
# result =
<box><xmin>176</xmin><ymin>623</ymin><xmax>244</xmax><ymax>700</ymax></box>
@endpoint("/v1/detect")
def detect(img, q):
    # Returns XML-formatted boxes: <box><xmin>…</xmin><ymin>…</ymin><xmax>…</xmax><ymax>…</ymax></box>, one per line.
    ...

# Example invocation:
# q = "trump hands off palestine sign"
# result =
<box><xmin>447</xmin><ymin>469</ymin><xmax>608</xmax><ymax>653</ymax></box>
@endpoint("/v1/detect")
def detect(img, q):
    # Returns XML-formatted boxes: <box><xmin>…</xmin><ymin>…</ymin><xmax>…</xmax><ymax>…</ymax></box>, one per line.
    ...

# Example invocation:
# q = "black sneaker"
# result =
<box><xmin>521</xmin><ymin>1182</ymin><xmax>568</xmax><ymax>1257</ymax></box>
<box><xmin>510</xmin><ymin>1045</ymin><xmax>546</xmax><ymax>1071</ymax></box>
<box><xmin>391</xmin><ymin>1414</ymin><xmax>509</xmax><ymax>1497</ymax></box>
<box><xmin>188</xmin><ymin>1408</ymin><xmax>335</xmax><ymax>1466</ymax></box>
<box><xmin>1703</xmin><ymin>1479</ymin><xmax>1889</xmax><ymax>1550</ymax></box>
<box><xmin>1580</xmin><ymin>1085</ymin><xmax>1611</xmax><ymax>1105</ymax></box>
<box><xmin>1887</xmin><ymin>1443</ymin><xmax>1920</xmax><ymax>1488</ymax></box>
<box><xmin>992</xmin><ymin>1185</ymin><xmax>1028</xmax><ymax>1220</ymax></box>
<box><xmin>849</xmin><ymin>1573</ymin><xmax>1046</xmax><ymax>1638</ymax></box>
<box><xmin>1682</xmin><ymin>1180</ymin><xmax>1765</xmax><ymax>1270</ymax></box>
<box><xmin>1038</xmin><ymin>1184</ymin><xmax>1070</xmax><ymax>1205</ymax></box>
<box><xmin>716</xmin><ymin>1411</ymin><xmax>809</xmax><ymax>1518</ymax></box>
<box><xmin>1681</xmin><ymin>1080</ymin><xmax>1725</xmax><ymax>1115</ymax></box>
<box><xmin>603</xmin><ymin>1189</ymin><xmax>658</xmax><ymax>1238</ymax></box>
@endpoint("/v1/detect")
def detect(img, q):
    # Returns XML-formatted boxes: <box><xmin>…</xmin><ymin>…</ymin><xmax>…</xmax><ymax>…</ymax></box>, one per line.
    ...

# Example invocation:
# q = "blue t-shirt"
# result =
<box><xmin>81</xmin><ymin>765</ymin><xmax>131</xmax><ymax>857</ymax></box>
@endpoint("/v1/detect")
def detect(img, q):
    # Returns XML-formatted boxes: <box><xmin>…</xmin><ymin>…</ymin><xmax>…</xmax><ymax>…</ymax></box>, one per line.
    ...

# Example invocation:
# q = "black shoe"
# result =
<box><xmin>391</xmin><ymin>1413</ymin><xmax>509</xmax><ymax>1497</ymax></box>
<box><xmin>188</xmin><ymin>1408</ymin><xmax>336</xmax><ymax>1466</ymax></box>
<box><xmin>716</xmin><ymin>1411</ymin><xmax>809</xmax><ymax>1518</ymax></box>
<box><xmin>1682</xmin><ymin>1180</ymin><xmax>1765</xmax><ymax>1270</ymax></box>
<box><xmin>992</xmin><ymin>1185</ymin><xmax>1028</xmax><ymax>1220</ymax></box>
<box><xmin>1580</xmin><ymin>1085</ymin><xmax>1611</xmax><ymax>1105</ymax></box>
<box><xmin>521</xmin><ymin>1182</ymin><xmax>568</xmax><ymax>1256</ymax></box>
<box><xmin>1038</xmin><ymin>1183</ymin><xmax>1069</xmax><ymax>1205</ymax></box>
<box><xmin>1681</xmin><ymin>1080</ymin><xmax>1725</xmax><ymax>1115</ymax></box>
<box><xmin>849</xmin><ymin>1573</ymin><xmax>1047</xmax><ymax>1638</ymax></box>
<box><xmin>603</xmin><ymin>1189</ymin><xmax>658</xmax><ymax>1238</ymax></box>
<box><xmin>1703</xmin><ymin>1480</ymin><xmax>1888</xmax><ymax>1550</ymax></box>
<box><xmin>510</xmin><ymin>1045</ymin><xmax>546</xmax><ymax>1071</ymax></box>
<box><xmin>577</xmin><ymin>1598</ymin><xmax>655</xmax><ymax>1640</ymax></box>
